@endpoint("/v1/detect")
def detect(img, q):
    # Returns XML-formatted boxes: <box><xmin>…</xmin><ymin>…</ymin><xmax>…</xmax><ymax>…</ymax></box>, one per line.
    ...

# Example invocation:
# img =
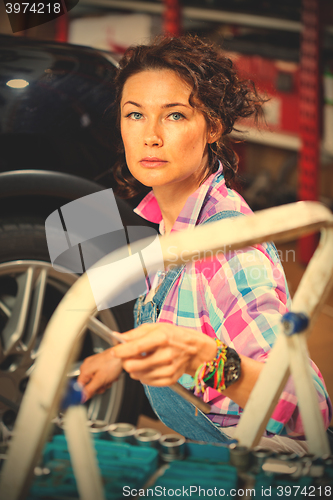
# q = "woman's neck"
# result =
<box><xmin>153</xmin><ymin>176</ymin><xmax>201</xmax><ymax>236</ymax></box>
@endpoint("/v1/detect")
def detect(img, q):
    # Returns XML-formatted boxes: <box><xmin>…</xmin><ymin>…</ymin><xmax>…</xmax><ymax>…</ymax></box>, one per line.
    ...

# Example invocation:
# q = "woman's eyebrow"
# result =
<box><xmin>122</xmin><ymin>100</ymin><xmax>141</xmax><ymax>108</ymax></box>
<box><xmin>122</xmin><ymin>101</ymin><xmax>190</xmax><ymax>109</ymax></box>
<box><xmin>163</xmin><ymin>102</ymin><xmax>191</xmax><ymax>109</ymax></box>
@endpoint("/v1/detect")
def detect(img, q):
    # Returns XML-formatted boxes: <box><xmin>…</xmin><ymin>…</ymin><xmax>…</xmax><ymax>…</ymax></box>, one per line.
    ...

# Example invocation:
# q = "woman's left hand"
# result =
<box><xmin>111</xmin><ymin>323</ymin><xmax>217</xmax><ymax>386</ymax></box>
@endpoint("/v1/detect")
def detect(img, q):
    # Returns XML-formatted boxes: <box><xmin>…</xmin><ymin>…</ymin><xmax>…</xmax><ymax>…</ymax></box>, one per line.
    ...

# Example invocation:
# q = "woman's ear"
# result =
<box><xmin>207</xmin><ymin>121</ymin><xmax>223</xmax><ymax>144</ymax></box>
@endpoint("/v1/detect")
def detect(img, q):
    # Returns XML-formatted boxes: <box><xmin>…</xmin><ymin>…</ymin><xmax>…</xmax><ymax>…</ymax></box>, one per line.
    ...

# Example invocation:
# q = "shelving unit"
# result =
<box><xmin>74</xmin><ymin>0</ymin><xmax>332</xmax><ymax>224</ymax></box>
<box><xmin>231</xmin><ymin>127</ymin><xmax>301</xmax><ymax>151</ymax></box>
<box><xmin>80</xmin><ymin>0</ymin><xmax>333</xmax><ymax>34</ymax></box>
<box><xmin>77</xmin><ymin>0</ymin><xmax>331</xmax><ymax>153</ymax></box>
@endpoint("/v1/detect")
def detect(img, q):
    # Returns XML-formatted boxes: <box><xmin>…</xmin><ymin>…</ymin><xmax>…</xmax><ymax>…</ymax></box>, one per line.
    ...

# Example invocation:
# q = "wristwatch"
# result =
<box><xmin>204</xmin><ymin>347</ymin><xmax>241</xmax><ymax>390</ymax></box>
<box><xmin>223</xmin><ymin>348</ymin><xmax>241</xmax><ymax>388</ymax></box>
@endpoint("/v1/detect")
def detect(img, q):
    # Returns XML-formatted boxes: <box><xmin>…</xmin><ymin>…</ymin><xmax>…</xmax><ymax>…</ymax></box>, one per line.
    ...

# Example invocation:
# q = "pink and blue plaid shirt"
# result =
<box><xmin>134</xmin><ymin>164</ymin><xmax>332</xmax><ymax>437</ymax></box>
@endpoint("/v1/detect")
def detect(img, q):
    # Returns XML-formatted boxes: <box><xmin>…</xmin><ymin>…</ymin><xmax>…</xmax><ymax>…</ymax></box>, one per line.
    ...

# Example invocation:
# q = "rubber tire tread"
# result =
<box><xmin>0</xmin><ymin>219</ymin><xmax>146</xmax><ymax>424</ymax></box>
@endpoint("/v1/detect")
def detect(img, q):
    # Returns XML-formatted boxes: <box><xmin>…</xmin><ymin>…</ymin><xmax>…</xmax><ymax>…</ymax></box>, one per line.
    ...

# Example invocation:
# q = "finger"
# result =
<box><xmin>81</xmin><ymin>372</ymin><xmax>111</xmax><ymax>401</ymax></box>
<box><xmin>95</xmin><ymin>385</ymin><xmax>111</xmax><ymax>395</ymax></box>
<box><xmin>77</xmin><ymin>352</ymin><xmax>106</xmax><ymax>385</ymax></box>
<box><xmin>122</xmin><ymin>347</ymin><xmax>178</xmax><ymax>374</ymax></box>
<box><xmin>113</xmin><ymin>330</ymin><xmax>168</xmax><ymax>359</ymax></box>
<box><xmin>120</xmin><ymin>323</ymin><xmax>158</xmax><ymax>342</ymax></box>
<box><xmin>125</xmin><ymin>357</ymin><xmax>185</xmax><ymax>383</ymax></box>
<box><xmin>127</xmin><ymin>361</ymin><xmax>182</xmax><ymax>380</ymax></box>
<box><xmin>77</xmin><ymin>367</ymin><xmax>95</xmax><ymax>386</ymax></box>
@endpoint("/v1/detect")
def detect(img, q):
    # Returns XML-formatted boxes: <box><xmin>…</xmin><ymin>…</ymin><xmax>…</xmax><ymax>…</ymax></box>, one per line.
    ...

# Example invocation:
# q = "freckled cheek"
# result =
<box><xmin>182</xmin><ymin>125</ymin><xmax>207</xmax><ymax>150</ymax></box>
<box><xmin>173</xmin><ymin>129</ymin><xmax>199</xmax><ymax>152</ymax></box>
<box><xmin>189</xmin><ymin>136</ymin><xmax>206</xmax><ymax>153</ymax></box>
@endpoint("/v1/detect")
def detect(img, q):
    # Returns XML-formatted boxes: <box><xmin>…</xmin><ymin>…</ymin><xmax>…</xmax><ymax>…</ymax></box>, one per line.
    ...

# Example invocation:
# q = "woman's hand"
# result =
<box><xmin>77</xmin><ymin>348</ymin><xmax>123</xmax><ymax>401</ymax></box>
<box><xmin>111</xmin><ymin>323</ymin><xmax>217</xmax><ymax>386</ymax></box>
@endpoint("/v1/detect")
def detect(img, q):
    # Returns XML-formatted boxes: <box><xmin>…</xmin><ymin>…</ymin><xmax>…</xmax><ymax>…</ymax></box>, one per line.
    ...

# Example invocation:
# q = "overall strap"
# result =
<box><xmin>152</xmin><ymin>264</ymin><xmax>185</xmax><ymax>316</ymax></box>
<box><xmin>202</xmin><ymin>210</ymin><xmax>244</xmax><ymax>224</ymax></box>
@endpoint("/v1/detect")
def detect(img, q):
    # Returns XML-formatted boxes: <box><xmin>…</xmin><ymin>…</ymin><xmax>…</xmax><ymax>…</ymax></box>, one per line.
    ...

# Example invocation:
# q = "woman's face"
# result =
<box><xmin>120</xmin><ymin>69</ymin><xmax>216</xmax><ymax>193</ymax></box>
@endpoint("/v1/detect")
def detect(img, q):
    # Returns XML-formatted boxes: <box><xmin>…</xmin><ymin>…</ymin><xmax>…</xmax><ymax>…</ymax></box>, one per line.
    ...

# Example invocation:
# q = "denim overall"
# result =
<box><xmin>133</xmin><ymin>211</ymin><xmax>245</xmax><ymax>444</ymax></box>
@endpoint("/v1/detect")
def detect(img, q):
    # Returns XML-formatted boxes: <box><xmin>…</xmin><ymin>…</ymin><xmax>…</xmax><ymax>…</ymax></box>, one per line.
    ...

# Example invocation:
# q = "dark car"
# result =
<box><xmin>0</xmin><ymin>34</ymin><xmax>155</xmax><ymax>436</ymax></box>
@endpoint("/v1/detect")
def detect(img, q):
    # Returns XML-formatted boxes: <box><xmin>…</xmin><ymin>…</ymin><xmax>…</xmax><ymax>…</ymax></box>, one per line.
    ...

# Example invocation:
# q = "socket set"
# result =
<box><xmin>24</xmin><ymin>423</ymin><xmax>333</xmax><ymax>500</ymax></box>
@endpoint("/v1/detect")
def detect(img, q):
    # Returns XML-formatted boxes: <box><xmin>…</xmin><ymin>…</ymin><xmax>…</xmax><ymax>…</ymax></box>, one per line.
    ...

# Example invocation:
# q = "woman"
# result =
<box><xmin>78</xmin><ymin>35</ymin><xmax>331</xmax><ymax>453</ymax></box>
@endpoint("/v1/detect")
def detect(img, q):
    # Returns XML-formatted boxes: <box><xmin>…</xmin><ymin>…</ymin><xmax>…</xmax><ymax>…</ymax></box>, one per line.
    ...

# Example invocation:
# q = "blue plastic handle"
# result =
<box><xmin>60</xmin><ymin>379</ymin><xmax>85</xmax><ymax>410</ymax></box>
<box><xmin>282</xmin><ymin>312</ymin><xmax>309</xmax><ymax>336</ymax></box>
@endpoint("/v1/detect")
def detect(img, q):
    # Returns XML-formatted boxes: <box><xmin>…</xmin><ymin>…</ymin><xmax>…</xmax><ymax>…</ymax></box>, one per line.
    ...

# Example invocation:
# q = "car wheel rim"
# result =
<box><xmin>0</xmin><ymin>260</ymin><xmax>125</xmax><ymax>436</ymax></box>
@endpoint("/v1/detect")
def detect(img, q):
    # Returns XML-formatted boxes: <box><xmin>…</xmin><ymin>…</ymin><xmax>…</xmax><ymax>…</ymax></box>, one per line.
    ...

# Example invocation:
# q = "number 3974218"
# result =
<box><xmin>5</xmin><ymin>3</ymin><xmax>62</xmax><ymax>14</ymax></box>
<box><xmin>276</xmin><ymin>485</ymin><xmax>331</xmax><ymax>497</ymax></box>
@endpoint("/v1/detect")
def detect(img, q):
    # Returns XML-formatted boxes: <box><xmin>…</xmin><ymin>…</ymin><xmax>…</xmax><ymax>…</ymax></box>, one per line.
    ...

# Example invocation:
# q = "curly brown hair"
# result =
<box><xmin>111</xmin><ymin>34</ymin><xmax>265</xmax><ymax>199</ymax></box>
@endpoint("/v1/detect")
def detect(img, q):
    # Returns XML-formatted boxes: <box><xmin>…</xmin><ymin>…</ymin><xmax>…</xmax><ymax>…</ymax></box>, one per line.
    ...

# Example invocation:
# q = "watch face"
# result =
<box><xmin>225</xmin><ymin>350</ymin><xmax>241</xmax><ymax>388</ymax></box>
<box><xmin>201</xmin><ymin>347</ymin><xmax>241</xmax><ymax>391</ymax></box>
<box><xmin>225</xmin><ymin>362</ymin><xmax>240</xmax><ymax>385</ymax></box>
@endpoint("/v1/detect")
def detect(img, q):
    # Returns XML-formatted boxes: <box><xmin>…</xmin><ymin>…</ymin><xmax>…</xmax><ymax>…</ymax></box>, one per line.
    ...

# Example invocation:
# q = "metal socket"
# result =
<box><xmin>278</xmin><ymin>452</ymin><xmax>298</xmax><ymax>461</ymax></box>
<box><xmin>159</xmin><ymin>434</ymin><xmax>186</xmax><ymax>462</ymax></box>
<box><xmin>134</xmin><ymin>428</ymin><xmax>162</xmax><ymax>448</ymax></box>
<box><xmin>252</xmin><ymin>448</ymin><xmax>273</xmax><ymax>468</ymax></box>
<box><xmin>229</xmin><ymin>443</ymin><xmax>251</xmax><ymax>470</ymax></box>
<box><xmin>86</xmin><ymin>420</ymin><xmax>110</xmax><ymax>439</ymax></box>
<box><xmin>108</xmin><ymin>423</ymin><xmax>136</xmax><ymax>443</ymax></box>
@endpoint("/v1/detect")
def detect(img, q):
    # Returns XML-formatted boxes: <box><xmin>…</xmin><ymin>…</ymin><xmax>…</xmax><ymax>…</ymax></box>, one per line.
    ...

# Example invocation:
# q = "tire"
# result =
<box><xmin>0</xmin><ymin>217</ymin><xmax>147</xmax><ymax>434</ymax></box>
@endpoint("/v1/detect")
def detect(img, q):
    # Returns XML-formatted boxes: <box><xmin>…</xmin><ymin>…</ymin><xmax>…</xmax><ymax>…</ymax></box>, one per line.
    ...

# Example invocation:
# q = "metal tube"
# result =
<box><xmin>134</xmin><ymin>428</ymin><xmax>162</xmax><ymax>448</ymax></box>
<box><xmin>159</xmin><ymin>434</ymin><xmax>186</xmax><ymax>462</ymax></box>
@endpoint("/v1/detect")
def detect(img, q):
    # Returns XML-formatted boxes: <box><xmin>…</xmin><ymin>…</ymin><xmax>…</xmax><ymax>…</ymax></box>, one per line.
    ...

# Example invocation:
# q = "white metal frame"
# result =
<box><xmin>0</xmin><ymin>201</ymin><xmax>332</xmax><ymax>499</ymax></box>
<box><xmin>234</xmin><ymin>226</ymin><xmax>333</xmax><ymax>454</ymax></box>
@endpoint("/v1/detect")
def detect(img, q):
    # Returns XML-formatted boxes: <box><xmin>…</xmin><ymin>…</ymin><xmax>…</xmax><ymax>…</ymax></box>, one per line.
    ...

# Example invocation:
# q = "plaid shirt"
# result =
<box><xmin>134</xmin><ymin>164</ymin><xmax>332</xmax><ymax>437</ymax></box>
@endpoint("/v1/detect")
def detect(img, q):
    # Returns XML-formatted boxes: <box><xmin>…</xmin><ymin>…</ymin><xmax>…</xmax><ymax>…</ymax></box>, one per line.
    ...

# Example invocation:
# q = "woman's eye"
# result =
<box><xmin>169</xmin><ymin>112</ymin><xmax>184</xmax><ymax>121</ymax></box>
<box><xmin>128</xmin><ymin>112</ymin><xmax>143</xmax><ymax>120</ymax></box>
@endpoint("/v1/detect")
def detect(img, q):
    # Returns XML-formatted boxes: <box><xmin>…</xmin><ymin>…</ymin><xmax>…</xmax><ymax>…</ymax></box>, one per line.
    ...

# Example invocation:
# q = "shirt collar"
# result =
<box><xmin>134</xmin><ymin>162</ymin><xmax>224</xmax><ymax>235</ymax></box>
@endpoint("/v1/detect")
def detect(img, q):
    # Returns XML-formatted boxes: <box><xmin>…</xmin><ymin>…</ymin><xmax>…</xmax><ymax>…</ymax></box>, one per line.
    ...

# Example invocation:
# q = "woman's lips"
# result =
<box><xmin>140</xmin><ymin>158</ymin><xmax>167</xmax><ymax>168</ymax></box>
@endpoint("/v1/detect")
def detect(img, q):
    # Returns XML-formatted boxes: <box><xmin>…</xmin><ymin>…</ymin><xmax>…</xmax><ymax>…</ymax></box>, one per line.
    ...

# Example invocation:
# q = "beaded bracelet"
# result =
<box><xmin>193</xmin><ymin>338</ymin><xmax>228</xmax><ymax>395</ymax></box>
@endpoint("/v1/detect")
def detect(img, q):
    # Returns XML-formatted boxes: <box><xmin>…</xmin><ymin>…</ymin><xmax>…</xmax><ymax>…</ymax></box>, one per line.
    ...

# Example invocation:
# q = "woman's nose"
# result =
<box><xmin>144</xmin><ymin>122</ymin><xmax>163</xmax><ymax>147</ymax></box>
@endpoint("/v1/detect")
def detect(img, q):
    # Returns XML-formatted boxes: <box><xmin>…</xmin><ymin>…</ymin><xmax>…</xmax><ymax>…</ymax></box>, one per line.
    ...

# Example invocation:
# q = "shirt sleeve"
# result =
<box><xmin>200</xmin><ymin>243</ymin><xmax>332</xmax><ymax>437</ymax></box>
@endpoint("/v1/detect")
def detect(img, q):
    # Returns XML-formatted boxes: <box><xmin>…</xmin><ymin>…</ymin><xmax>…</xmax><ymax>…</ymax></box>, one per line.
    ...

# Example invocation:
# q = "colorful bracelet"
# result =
<box><xmin>193</xmin><ymin>338</ymin><xmax>228</xmax><ymax>395</ymax></box>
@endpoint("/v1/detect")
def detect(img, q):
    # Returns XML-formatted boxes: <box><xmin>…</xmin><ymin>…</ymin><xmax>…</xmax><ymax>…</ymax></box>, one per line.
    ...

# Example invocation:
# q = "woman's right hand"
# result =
<box><xmin>77</xmin><ymin>348</ymin><xmax>123</xmax><ymax>401</ymax></box>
